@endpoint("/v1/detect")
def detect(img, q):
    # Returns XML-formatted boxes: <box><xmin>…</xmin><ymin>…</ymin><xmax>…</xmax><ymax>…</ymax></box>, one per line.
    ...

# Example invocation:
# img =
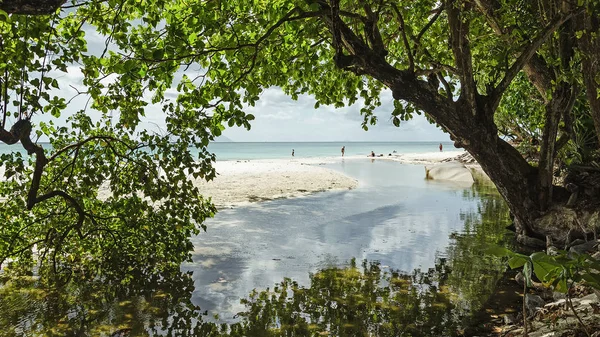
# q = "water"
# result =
<box><xmin>207</xmin><ymin>141</ymin><xmax>459</xmax><ymax>160</ymax></box>
<box><xmin>184</xmin><ymin>160</ymin><xmax>506</xmax><ymax>322</ymax></box>
<box><xmin>0</xmin><ymin>141</ymin><xmax>460</xmax><ymax>161</ymax></box>
<box><xmin>0</xmin><ymin>152</ymin><xmax>511</xmax><ymax>336</ymax></box>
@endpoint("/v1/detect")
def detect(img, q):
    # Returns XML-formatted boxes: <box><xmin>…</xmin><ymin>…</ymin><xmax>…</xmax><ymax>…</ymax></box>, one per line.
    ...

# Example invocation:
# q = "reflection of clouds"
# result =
<box><xmin>183</xmin><ymin>160</ymin><xmax>481</xmax><ymax>322</ymax></box>
<box><xmin>364</xmin><ymin>211</ymin><xmax>455</xmax><ymax>272</ymax></box>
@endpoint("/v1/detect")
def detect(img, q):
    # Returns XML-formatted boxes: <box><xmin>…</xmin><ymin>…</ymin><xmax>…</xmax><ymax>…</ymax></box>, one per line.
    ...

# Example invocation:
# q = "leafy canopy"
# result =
<box><xmin>1</xmin><ymin>0</ymin><xmax>599</xmax><ymax>279</ymax></box>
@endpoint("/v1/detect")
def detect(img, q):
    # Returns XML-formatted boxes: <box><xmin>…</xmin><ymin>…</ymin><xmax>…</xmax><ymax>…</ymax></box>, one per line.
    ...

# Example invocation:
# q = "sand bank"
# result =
<box><xmin>193</xmin><ymin>151</ymin><xmax>469</xmax><ymax>208</ymax></box>
<box><xmin>1</xmin><ymin>151</ymin><xmax>474</xmax><ymax>208</ymax></box>
<box><xmin>192</xmin><ymin>159</ymin><xmax>358</xmax><ymax>209</ymax></box>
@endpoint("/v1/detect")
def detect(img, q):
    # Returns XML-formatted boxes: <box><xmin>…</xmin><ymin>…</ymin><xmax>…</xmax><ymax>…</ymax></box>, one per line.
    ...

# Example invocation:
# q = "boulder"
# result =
<box><xmin>569</xmin><ymin>240</ymin><xmax>598</xmax><ymax>255</ymax></box>
<box><xmin>424</xmin><ymin>162</ymin><xmax>474</xmax><ymax>183</ymax></box>
<box><xmin>525</xmin><ymin>294</ymin><xmax>545</xmax><ymax>316</ymax></box>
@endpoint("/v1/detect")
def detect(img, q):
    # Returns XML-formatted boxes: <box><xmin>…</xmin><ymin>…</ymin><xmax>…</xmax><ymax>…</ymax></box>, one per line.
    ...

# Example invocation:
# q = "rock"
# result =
<box><xmin>517</xmin><ymin>234</ymin><xmax>546</xmax><ymax>248</ymax></box>
<box><xmin>503</xmin><ymin>314</ymin><xmax>517</xmax><ymax>325</ymax></box>
<box><xmin>535</xmin><ymin>208</ymin><xmax>579</xmax><ymax>244</ymax></box>
<box><xmin>525</xmin><ymin>294</ymin><xmax>545</xmax><ymax>316</ymax></box>
<box><xmin>569</xmin><ymin>240</ymin><xmax>598</xmax><ymax>255</ymax></box>
<box><xmin>424</xmin><ymin>162</ymin><xmax>474</xmax><ymax>183</ymax></box>
<box><xmin>569</xmin><ymin>238</ymin><xmax>586</xmax><ymax>247</ymax></box>
<box><xmin>575</xmin><ymin>293</ymin><xmax>599</xmax><ymax>306</ymax></box>
<box><xmin>552</xmin><ymin>292</ymin><xmax>566</xmax><ymax>301</ymax></box>
<box><xmin>592</xmin><ymin>251</ymin><xmax>600</xmax><ymax>260</ymax></box>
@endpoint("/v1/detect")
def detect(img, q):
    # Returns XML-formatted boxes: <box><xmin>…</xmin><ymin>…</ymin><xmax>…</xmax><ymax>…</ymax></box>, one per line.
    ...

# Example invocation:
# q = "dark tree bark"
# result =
<box><xmin>0</xmin><ymin>0</ymin><xmax>66</xmax><ymax>14</ymax></box>
<box><xmin>578</xmin><ymin>10</ymin><xmax>600</xmax><ymax>146</ymax></box>
<box><xmin>317</xmin><ymin>0</ymin><xmax>590</xmax><ymax>241</ymax></box>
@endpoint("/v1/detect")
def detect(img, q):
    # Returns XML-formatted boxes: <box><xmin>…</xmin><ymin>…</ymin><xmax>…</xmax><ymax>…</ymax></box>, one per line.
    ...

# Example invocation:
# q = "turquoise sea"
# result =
<box><xmin>208</xmin><ymin>141</ymin><xmax>460</xmax><ymax>160</ymax></box>
<box><xmin>0</xmin><ymin>141</ymin><xmax>460</xmax><ymax>161</ymax></box>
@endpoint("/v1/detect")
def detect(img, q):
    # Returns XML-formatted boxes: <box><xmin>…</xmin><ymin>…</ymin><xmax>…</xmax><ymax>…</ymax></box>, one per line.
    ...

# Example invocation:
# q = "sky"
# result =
<box><xmin>213</xmin><ymin>88</ymin><xmax>450</xmax><ymax>142</ymax></box>
<box><xmin>20</xmin><ymin>26</ymin><xmax>451</xmax><ymax>143</ymax></box>
<box><xmin>35</xmin><ymin>67</ymin><xmax>450</xmax><ymax>143</ymax></box>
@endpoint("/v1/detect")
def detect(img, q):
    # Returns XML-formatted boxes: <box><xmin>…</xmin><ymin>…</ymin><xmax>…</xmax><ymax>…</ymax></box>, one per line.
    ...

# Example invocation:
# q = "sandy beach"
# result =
<box><xmin>193</xmin><ymin>151</ymin><xmax>465</xmax><ymax>208</ymax></box>
<box><xmin>0</xmin><ymin>151</ymin><xmax>469</xmax><ymax>208</ymax></box>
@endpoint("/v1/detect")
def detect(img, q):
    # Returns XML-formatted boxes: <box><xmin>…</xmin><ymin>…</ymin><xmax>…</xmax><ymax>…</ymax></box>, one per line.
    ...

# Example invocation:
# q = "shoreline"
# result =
<box><xmin>195</xmin><ymin>151</ymin><xmax>470</xmax><ymax>209</ymax></box>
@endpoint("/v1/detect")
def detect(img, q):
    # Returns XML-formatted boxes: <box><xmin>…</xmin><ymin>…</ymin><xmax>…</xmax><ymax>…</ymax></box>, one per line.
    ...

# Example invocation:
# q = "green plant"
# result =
<box><xmin>489</xmin><ymin>246</ymin><xmax>600</xmax><ymax>336</ymax></box>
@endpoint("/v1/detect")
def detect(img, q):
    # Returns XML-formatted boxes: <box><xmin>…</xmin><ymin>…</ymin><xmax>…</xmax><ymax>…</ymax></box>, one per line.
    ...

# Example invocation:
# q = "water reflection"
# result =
<box><xmin>0</xmin><ymin>177</ymin><xmax>511</xmax><ymax>336</ymax></box>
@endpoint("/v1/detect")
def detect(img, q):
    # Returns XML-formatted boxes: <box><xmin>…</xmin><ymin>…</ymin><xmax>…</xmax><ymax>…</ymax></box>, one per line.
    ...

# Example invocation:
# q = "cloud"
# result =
<box><xmin>22</xmin><ymin>25</ymin><xmax>448</xmax><ymax>144</ymax></box>
<box><xmin>220</xmin><ymin>87</ymin><xmax>449</xmax><ymax>142</ymax></box>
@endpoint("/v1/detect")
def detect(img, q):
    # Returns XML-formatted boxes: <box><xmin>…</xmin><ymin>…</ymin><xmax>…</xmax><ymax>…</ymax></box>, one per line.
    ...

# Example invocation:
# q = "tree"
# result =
<box><xmin>110</xmin><ymin>0</ymin><xmax>594</xmax><ymax>242</ymax></box>
<box><xmin>0</xmin><ymin>3</ymin><xmax>235</xmax><ymax>281</ymax></box>
<box><xmin>0</xmin><ymin>0</ymin><xmax>599</xmax><ymax>277</ymax></box>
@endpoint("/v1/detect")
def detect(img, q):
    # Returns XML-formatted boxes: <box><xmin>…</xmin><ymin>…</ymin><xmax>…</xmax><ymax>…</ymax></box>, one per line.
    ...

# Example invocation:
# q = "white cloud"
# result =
<box><xmin>219</xmin><ymin>87</ymin><xmax>449</xmax><ymax>142</ymax></box>
<box><xmin>21</xmin><ymin>26</ymin><xmax>449</xmax><ymax>143</ymax></box>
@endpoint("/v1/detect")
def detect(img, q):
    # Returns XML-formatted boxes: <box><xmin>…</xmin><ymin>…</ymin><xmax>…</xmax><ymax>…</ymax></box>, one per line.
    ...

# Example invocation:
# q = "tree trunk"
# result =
<box><xmin>538</xmin><ymin>86</ymin><xmax>568</xmax><ymax>211</ymax></box>
<box><xmin>579</xmin><ymin>10</ymin><xmax>600</xmax><ymax>146</ymax></box>
<box><xmin>446</xmin><ymin>102</ymin><xmax>542</xmax><ymax>237</ymax></box>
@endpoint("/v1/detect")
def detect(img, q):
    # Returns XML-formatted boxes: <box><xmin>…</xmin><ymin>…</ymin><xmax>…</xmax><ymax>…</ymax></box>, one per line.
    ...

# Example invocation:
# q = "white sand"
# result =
<box><xmin>1</xmin><ymin>151</ymin><xmax>472</xmax><ymax>208</ymax></box>
<box><xmin>192</xmin><ymin>159</ymin><xmax>358</xmax><ymax>208</ymax></box>
<box><xmin>193</xmin><ymin>151</ymin><xmax>467</xmax><ymax>208</ymax></box>
<box><xmin>386</xmin><ymin>151</ymin><xmax>464</xmax><ymax>164</ymax></box>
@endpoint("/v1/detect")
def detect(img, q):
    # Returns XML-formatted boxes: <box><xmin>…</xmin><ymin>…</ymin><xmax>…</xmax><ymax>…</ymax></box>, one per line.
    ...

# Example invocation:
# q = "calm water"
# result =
<box><xmin>185</xmin><ymin>160</ymin><xmax>506</xmax><ymax>322</ymax></box>
<box><xmin>0</xmin><ymin>155</ymin><xmax>510</xmax><ymax>336</ymax></box>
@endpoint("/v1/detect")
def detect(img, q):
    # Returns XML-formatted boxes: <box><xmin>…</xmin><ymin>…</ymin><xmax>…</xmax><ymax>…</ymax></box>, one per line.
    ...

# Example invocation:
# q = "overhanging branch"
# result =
<box><xmin>490</xmin><ymin>10</ymin><xmax>579</xmax><ymax>110</ymax></box>
<box><xmin>0</xmin><ymin>0</ymin><xmax>66</xmax><ymax>14</ymax></box>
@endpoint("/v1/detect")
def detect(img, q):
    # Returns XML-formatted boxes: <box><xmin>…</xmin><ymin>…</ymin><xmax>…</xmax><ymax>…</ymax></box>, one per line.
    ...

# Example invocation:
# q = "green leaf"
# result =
<box><xmin>152</xmin><ymin>49</ymin><xmax>164</xmax><ymax>59</ymax></box>
<box><xmin>530</xmin><ymin>252</ymin><xmax>561</xmax><ymax>283</ymax></box>
<box><xmin>523</xmin><ymin>261</ymin><xmax>533</xmax><ymax>287</ymax></box>
<box><xmin>508</xmin><ymin>254</ymin><xmax>528</xmax><ymax>269</ymax></box>
<box><xmin>188</xmin><ymin>32</ymin><xmax>197</xmax><ymax>45</ymax></box>
<box><xmin>485</xmin><ymin>244</ymin><xmax>511</xmax><ymax>257</ymax></box>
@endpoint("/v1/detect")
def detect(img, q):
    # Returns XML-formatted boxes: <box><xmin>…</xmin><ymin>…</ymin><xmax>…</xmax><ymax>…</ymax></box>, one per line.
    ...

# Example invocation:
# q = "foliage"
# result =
<box><xmin>488</xmin><ymin>246</ymin><xmax>600</xmax><ymax>293</ymax></box>
<box><xmin>1</xmin><ymin>0</ymin><xmax>599</xmax><ymax>280</ymax></box>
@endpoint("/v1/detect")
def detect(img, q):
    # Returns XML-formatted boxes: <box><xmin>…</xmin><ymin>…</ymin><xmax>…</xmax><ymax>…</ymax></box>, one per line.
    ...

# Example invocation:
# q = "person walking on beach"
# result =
<box><xmin>439</xmin><ymin>143</ymin><xmax>443</xmax><ymax>152</ymax></box>
<box><xmin>292</xmin><ymin>149</ymin><xmax>294</xmax><ymax>157</ymax></box>
<box><xmin>341</xmin><ymin>146</ymin><xmax>345</xmax><ymax>157</ymax></box>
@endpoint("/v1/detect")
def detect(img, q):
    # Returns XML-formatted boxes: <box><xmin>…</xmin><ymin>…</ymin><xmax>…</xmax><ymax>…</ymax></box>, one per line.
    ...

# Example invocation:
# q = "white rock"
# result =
<box><xmin>425</xmin><ymin>162</ymin><xmax>475</xmax><ymax>183</ymax></box>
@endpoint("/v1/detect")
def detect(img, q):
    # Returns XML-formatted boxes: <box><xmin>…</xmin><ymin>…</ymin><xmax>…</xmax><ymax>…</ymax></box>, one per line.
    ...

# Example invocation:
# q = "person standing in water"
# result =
<box><xmin>292</xmin><ymin>149</ymin><xmax>295</xmax><ymax>157</ymax></box>
<box><xmin>341</xmin><ymin>146</ymin><xmax>345</xmax><ymax>157</ymax></box>
<box><xmin>439</xmin><ymin>143</ymin><xmax>443</xmax><ymax>152</ymax></box>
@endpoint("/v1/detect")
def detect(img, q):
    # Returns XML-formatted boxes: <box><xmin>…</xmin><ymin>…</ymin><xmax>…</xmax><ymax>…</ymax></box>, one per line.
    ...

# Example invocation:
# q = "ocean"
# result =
<box><xmin>207</xmin><ymin>141</ymin><xmax>460</xmax><ymax>160</ymax></box>
<box><xmin>0</xmin><ymin>141</ymin><xmax>460</xmax><ymax>161</ymax></box>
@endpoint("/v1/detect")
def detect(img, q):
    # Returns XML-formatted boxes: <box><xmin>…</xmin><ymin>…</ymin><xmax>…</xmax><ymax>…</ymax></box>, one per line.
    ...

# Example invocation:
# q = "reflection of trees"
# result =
<box><xmin>1</xmin><ymin>181</ymin><xmax>511</xmax><ymax>336</ymax></box>
<box><xmin>231</xmin><ymin>259</ymin><xmax>459</xmax><ymax>337</ymax></box>
<box><xmin>0</xmin><ymin>267</ymin><xmax>205</xmax><ymax>337</ymax></box>
<box><xmin>448</xmin><ymin>181</ymin><xmax>511</xmax><ymax>316</ymax></box>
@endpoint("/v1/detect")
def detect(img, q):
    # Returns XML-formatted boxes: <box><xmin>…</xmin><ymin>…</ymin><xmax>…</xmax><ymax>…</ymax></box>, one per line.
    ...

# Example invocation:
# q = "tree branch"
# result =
<box><xmin>0</xmin><ymin>0</ymin><xmax>66</xmax><ymax>14</ymax></box>
<box><xmin>48</xmin><ymin>135</ymin><xmax>137</xmax><ymax>162</ymax></box>
<box><xmin>413</xmin><ymin>6</ymin><xmax>443</xmax><ymax>56</ymax></box>
<box><xmin>391</xmin><ymin>3</ymin><xmax>414</xmax><ymax>72</ymax></box>
<box><xmin>447</xmin><ymin>0</ymin><xmax>477</xmax><ymax>115</ymax></box>
<box><xmin>490</xmin><ymin>9</ymin><xmax>579</xmax><ymax>111</ymax></box>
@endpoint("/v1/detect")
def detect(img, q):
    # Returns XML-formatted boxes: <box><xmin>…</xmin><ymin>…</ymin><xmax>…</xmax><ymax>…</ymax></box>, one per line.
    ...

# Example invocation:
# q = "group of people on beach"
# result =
<box><xmin>291</xmin><ymin>143</ymin><xmax>443</xmax><ymax>157</ymax></box>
